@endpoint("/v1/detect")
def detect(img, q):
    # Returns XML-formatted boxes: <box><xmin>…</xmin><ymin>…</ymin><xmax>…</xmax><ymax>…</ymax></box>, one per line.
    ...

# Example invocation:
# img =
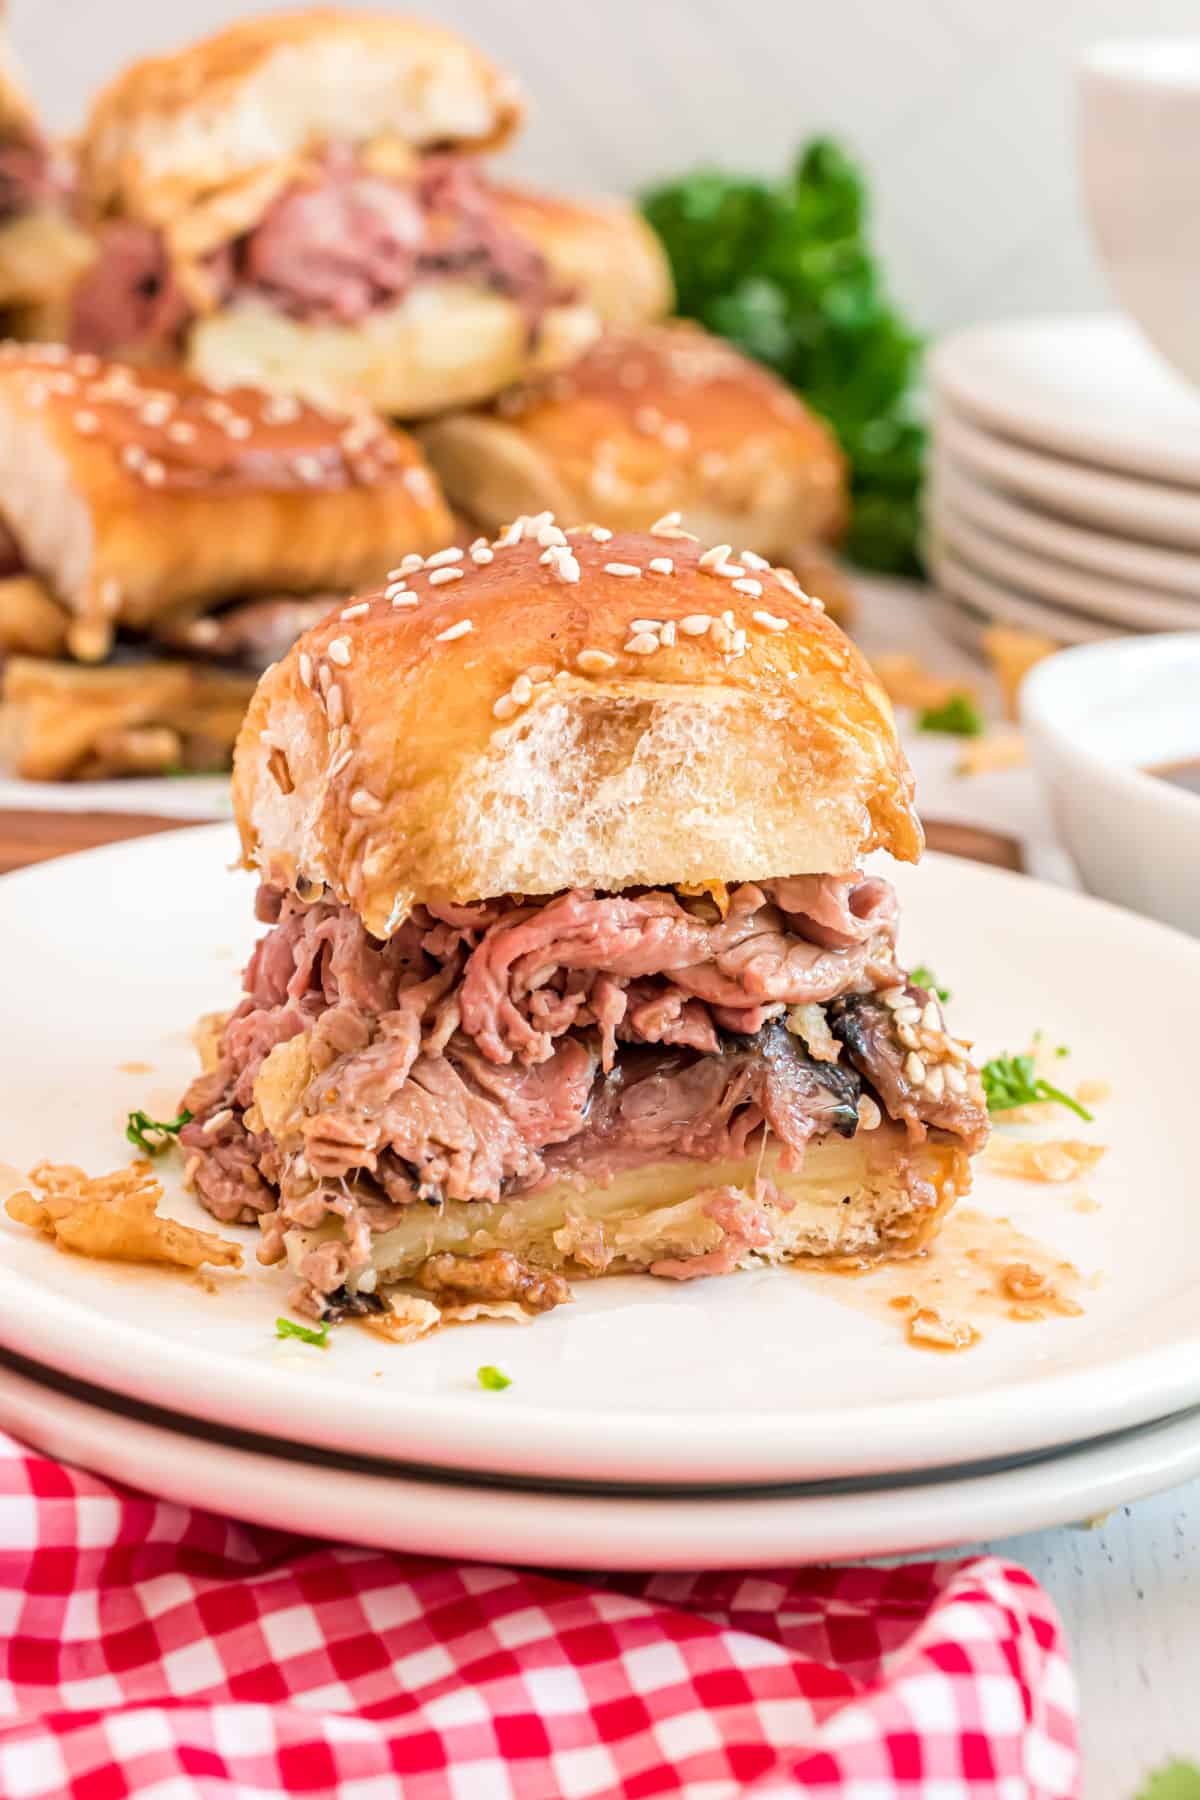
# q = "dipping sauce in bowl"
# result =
<box><xmin>1022</xmin><ymin>633</ymin><xmax>1200</xmax><ymax>937</ymax></box>
<box><xmin>1147</xmin><ymin>757</ymin><xmax>1200</xmax><ymax>797</ymax></box>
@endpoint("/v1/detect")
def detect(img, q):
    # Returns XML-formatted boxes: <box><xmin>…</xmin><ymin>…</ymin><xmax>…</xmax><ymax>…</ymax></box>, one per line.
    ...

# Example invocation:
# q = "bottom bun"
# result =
<box><xmin>283</xmin><ymin>1128</ymin><xmax>971</xmax><ymax>1302</ymax></box>
<box><xmin>187</xmin><ymin>282</ymin><xmax>600</xmax><ymax>417</ymax></box>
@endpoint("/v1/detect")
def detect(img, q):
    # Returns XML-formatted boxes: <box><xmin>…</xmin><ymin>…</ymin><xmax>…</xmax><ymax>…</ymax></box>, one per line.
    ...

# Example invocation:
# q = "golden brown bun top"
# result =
<box><xmin>79</xmin><ymin>8</ymin><xmax>524</xmax><ymax>226</ymax></box>
<box><xmin>0</xmin><ymin>340</ymin><xmax>434</xmax><ymax>496</ymax></box>
<box><xmin>234</xmin><ymin>515</ymin><xmax>921</xmax><ymax>936</ymax></box>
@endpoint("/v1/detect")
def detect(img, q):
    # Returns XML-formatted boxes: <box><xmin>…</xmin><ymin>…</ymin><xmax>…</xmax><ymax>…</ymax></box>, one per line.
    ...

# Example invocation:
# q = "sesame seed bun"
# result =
<box><xmin>78</xmin><ymin>10</ymin><xmax>523</xmax><ymax>235</ymax></box>
<box><xmin>0</xmin><ymin>344</ymin><xmax>453</xmax><ymax>660</ymax></box>
<box><xmin>418</xmin><ymin>322</ymin><xmax>846</xmax><ymax>556</ymax></box>
<box><xmin>233</xmin><ymin>518</ymin><xmax>921</xmax><ymax>936</ymax></box>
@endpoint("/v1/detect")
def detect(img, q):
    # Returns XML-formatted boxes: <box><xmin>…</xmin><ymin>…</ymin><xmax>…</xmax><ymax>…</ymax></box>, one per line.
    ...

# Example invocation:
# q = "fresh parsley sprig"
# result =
<box><xmin>275</xmin><ymin>1317</ymin><xmax>329</xmax><ymax>1349</ymax></box>
<box><xmin>980</xmin><ymin>1053</ymin><xmax>1093</xmax><ymax>1122</ymax></box>
<box><xmin>918</xmin><ymin>693</ymin><xmax>984</xmax><ymax>737</ymax></box>
<box><xmin>477</xmin><ymin>1365</ymin><xmax>511</xmax><ymax>1392</ymax></box>
<box><xmin>125</xmin><ymin>1108</ymin><xmax>192</xmax><ymax>1156</ymax></box>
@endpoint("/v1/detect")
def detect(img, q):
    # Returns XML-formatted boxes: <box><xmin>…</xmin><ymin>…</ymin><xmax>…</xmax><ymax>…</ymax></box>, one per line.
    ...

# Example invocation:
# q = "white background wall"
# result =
<box><xmin>15</xmin><ymin>0</ymin><xmax>1200</xmax><ymax>335</ymax></box>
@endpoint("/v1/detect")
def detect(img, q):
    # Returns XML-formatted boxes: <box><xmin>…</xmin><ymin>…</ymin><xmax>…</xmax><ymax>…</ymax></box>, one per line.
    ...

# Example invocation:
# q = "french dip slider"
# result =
<box><xmin>180</xmin><ymin>514</ymin><xmax>988</xmax><ymax>1331</ymax></box>
<box><xmin>68</xmin><ymin>9</ymin><xmax>671</xmax><ymax>414</ymax></box>
<box><xmin>0</xmin><ymin>343</ymin><xmax>452</xmax><ymax>666</ymax></box>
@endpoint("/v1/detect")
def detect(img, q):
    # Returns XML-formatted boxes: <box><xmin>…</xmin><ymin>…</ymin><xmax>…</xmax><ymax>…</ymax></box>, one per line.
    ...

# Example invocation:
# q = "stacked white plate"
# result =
<box><xmin>3</xmin><ymin>826</ymin><xmax>1200</xmax><ymax>1568</ymax></box>
<box><xmin>927</xmin><ymin>314</ymin><xmax>1200</xmax><ymax>650</ymax></box>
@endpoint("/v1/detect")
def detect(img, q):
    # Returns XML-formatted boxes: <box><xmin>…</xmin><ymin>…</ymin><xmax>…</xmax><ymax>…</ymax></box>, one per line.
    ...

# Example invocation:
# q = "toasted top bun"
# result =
<box><xmin>420</xmin><ymin>321</ymin><xmax>845</xmax><ymax>556</ymax></box>
<box><xmin>78</xmin><ymin>9</ymin><xmax>523</xmax><ymax>238</ymax></box>
<box><xmin>234</xmin><ymin>515</ymin><xmax>921</xmax><ymax>935</ymax></box>
<box><xmin>0</xmin><ymin>343</ymin><xmax>453</xmax><ymax>659</ymax></box>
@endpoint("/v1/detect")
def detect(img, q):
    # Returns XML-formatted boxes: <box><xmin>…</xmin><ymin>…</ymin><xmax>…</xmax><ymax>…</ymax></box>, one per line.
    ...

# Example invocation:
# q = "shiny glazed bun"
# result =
<box><xmin>234</xmin><ymin>515</ymin><xmax>921</xmax><ymax>937</ymax></box>
<box><xmin>418</xmin><ymin>321</ymin><xmax>845</xmax><ymax>553</ymax></box>
<box><xmin>78</xmin><ymin>9</ymin><xmax>524</xmax><ymax>231</ymax></box>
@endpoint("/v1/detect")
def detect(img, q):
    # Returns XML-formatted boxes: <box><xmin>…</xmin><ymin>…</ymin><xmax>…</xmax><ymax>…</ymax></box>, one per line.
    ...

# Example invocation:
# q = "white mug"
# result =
<box><xmin>1079</xmin><ymin>40</ymin><xmax>1200</xmax><ymax>388</ymax></box>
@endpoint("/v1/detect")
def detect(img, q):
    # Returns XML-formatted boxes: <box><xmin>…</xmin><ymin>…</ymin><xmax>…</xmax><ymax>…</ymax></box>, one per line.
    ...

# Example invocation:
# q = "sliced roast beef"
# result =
<box><xmin>0</xmin><ymin>139</ymin><xmax>64</xmax><ymax>223</ymax></box>
<box><xmin>69</xmin><ymin>150</ymin><xmax>561</xmax><ymax>357</ymax></box>
<box><xmin>829</xmin><ymin>991</ymin><xmax>989</xmax><ymax>1153</ymax></box>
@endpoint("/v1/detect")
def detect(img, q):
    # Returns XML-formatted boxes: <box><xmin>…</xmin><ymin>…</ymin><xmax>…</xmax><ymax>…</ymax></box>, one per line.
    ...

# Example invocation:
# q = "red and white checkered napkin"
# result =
<box><xmin>0</xmin><ymin>1430</ymin><xmax>1079</xmax><ymax>1798</ymax></box>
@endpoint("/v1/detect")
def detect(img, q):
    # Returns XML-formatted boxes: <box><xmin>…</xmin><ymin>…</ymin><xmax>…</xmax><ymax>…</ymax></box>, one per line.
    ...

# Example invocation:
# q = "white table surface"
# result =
<box><xmin>3</xmin><ymin>577</ymin><xmax>1196</xmax><ymax>1793</ymax></box>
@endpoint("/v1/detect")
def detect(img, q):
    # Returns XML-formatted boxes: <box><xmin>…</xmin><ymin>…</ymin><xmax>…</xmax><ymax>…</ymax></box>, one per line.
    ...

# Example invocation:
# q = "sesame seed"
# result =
<box><xmin>201</xmin><ymin>1108</ymin><xmax>232</xmax><ymax>1134</ymax></box>
<box><xmin>329</xmin><ymin>745</ymin><xmax>353</xmax><ymax>779</ymax></box>
<box><xmin>904</xmin><ymin>1052</ymin><xmax>927</xmax><ymax>1084</ymax></box>
<box><xmin>548</xmin><ymin>548</ymin><xmax>580</xmax><ymax>583</ymax></box>
<box><xmin>660</xmin><ymin>621</ymin><xmax>677</xmax><ymax>647</ymax></box>
<box><xmin>624</xmin><ymin>632</ymin><xmax>659</xmax><ymax>655</ymax></box>
<box><xmin>140</xmin><ymin>398</ymin><xmax>172</xmax><ymax>427</ymax></box>
<box><xmin>73</xmin><ymin>409</ymin><xmax>99</xmax><ymax>434</ymax></box>
<box><xmin>924</xmin><ymin>1066</ymin><xmax>946</xmax><ymax>1100</ymax></box>
<box><xmin>774</xmin><ymin>567</ymin><xmax>808</xmax><ymax>601</ymax></box>
<box><xmin>752</xmin><ymin>610</ymin><xmax>789</xmax><ymax>633</ymax></box>
<box><xmin>650</xmin><ymin>511</ymin><xmax>682</xmax><ymax>534</ymax></box>
<box><xmin>340</xmin><ymin>602</ymin><xmax>370</xmax><ymax>621</ymax></box>
<box><xmin>435</xmin><ymin>619</ymin><xmax>473</xmax><ymax>642</ymax></box>
<box><xmin>661</xmin><ymin>421</ymin><xmax>690</xmax><ymax>451</ymax></box>
<box><xmin>391</xmin><ymin>593</ymin><xmax>418</xmax><ymax>608</ymax></box>
<box><xmin>326</xmin><ymin>685</ymin><xmax>345</xmax><ymax>728</ymax></box>
<box><xmin>945</xmin><ymin>1065</ymin><xmax>968</xmax><ymax>1095</ymax></box>
<box><xmin>895</xmin><ymin>1005</ymin><xmax>921</xmax><ymax>1026</ymax></box>
<box><xmin>732</xmin><ymin>578</ymin><xmax>763</xmax><ymax>598</ymax></box>
<box><xmin>318</xmin><ymin>664</ymin><xmax>332</xmax><ymax>695</ymax></box>
<box><xmin>605</xmin><ymin>562</ymin><xmax>641</xmax><ymax>578</ymax></box>
<box><xmin>721</xmin><ymin>609</ymin><xmax>736</xmax><ymax>630</ymax></box>
<box><xmin>921</xmin><ymin>1001</ymin><xmax>941</xmax><ymax>1028</ymax></box>
<box><xmin>536</xmin><ymin>524</ymin><xmax>568</xmax><ymax>547</ymax></box>
<box><xmin>589</xmin><ymin>526</ymin><xmax>613</xmax><ymax>542</ymax></box>
<box><xmin>264</xmin><ymin>394</ymin><xmax>301</xmax><ymax>424</ymax></box>
<box><xmin>143</xmin><ymin>460</ymin><xmax>166</xmax><ymax>486</ymax></box>
<box><xmin>881</xmin><ymin>986</ymin><xmax>907</xmax><ymax>1008</ymax></box>
<box><xmin>349</xmin><ymin>789</ymin><xmax>382</xmax><ymax>816</ymax></box>
<box><xmin>713</xmin><ymin>562</ymin><xmax>744</xmax><ymax>580</ymax></box>
<box><xmin>495</xmin><ymin>519</ymin><xmax>525</xmax><ymax>547</ymax></box>
<box><xmin>384</xmin><ymin>581</ymin><xmax>408</xmax><ymax>601</ymax></box>
<box><xmin>327</xmin><ymin>637</ymin><xmax>352</xmax><ymax>666</ymax></box>
<box><xmin>122</xmin><ymin>444</ymin><xmax>146</xmax><ymax>470</ymax></box>
<box><xmin>679</xmin><ymin>615</ymin><xmax>711</xmax><ymax>636</ymax></box>
<box><xmin>493</xmin><ymin>694</ymin><xmax>517</xmax><ymax>720</ymax></box>
<box><xmin>635</xmin><ymin>405</ymin><xmax>663</xmax><ymax>434</ymax></box>
<box><xmin>299</xmin><ymin>652</ymin><xmax>313</xmax><ymax>688</ymax></box>
<box><xmin>698</xmin><ymin>544</ymin><xmax>733</xmax><ymax>571</ymax></box>
<box><xmin>730</xmin><ymin>628</ymin><xmax>748</xmax><ymax>656</ymax></box>
<box><xmin>396</xmin><ymin>553</ymin><xmax>424</xmax><ymax>576</ymax></box>
<box><xmin>294</xmin><ymin>455</ymin><xmax>325</xmax><ymax>483</ymax></box>
<box><xmin>186</xmin><ymin>618</ymin><xmax>221</xmax><ymax>646</ymax></box>
<box><xmin>526</xmin><ymin>663</ymin><xmax>554</xmax><ymax>682</ymax></box>
<box><xmin>647</xmin><ymin>557</ymin><xmax>674</xmax><ymax>576</ymax></box>
<box><xmin>224</xmin><ymin>415</ymin><xmax>252</xmax><ymax>440</ymax></box>
<box><xmin>471</xmin><ymin>545</ymin><xmax>494</xmax><ymax>565</ymax></box>
<box><xmin>577</xmin><ymin>648</ymin><xmax>617</xmax><ymax>674</ymax></box>
<box><xmin>428</xmin><ymin>567</ymin><xmax>464</xmax><ymax>586</ymax></box>
<box><xmin>510</xmin><ymin>673</ymin><xmax>533</xmax><ymax>705</ymax></box>
<box><xmin>740</xmin><ymin>550</ymin><xmax>771</xmax><ymax>570</ymax></box>
<box><xmin>897</xmin><ymin>1023</ymin><xmax>919</xmax><ymax>1050</ymax></box>
<box><xmin>425</xmin><ymin>546</ymin><xmax>464</xmax><ymax>569</ymax></box>
<box><xmin>167</xmin><ymin>419</ymin><xmax>196</xmax><ymax>444</ymax></box>
<box><xmin>629</xmin><ymin>619</ymin><xmax>663</xmax><ymax>634</ymax></box>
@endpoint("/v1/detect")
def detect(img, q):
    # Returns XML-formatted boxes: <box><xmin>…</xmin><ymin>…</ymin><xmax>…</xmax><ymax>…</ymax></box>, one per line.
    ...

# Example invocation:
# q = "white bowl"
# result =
<box><xmin>1079</xmin><ymin>40</ymin><xmax>1200</xmax><ymax>389</ymax></box>
<box><xmin>1021</xmin><ymin>634</ymin><xmax>1200</xmax><ymax>935</ymax></box>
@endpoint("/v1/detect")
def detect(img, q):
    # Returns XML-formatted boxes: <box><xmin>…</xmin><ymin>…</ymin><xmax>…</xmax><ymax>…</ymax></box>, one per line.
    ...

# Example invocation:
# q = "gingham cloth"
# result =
<box><xmin>0</xmin><ymin>1431</ymin><xmax>1079</xmax><ymax>1799</ymax></box>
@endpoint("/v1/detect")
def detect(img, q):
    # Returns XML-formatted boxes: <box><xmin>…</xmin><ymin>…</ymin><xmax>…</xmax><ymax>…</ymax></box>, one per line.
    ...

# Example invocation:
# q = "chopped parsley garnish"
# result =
<box><xmin>917</xmin><ymin>693</ymin><xmax>984</xmax><ymax>737</ymax></box>
<box><xmin>125</xmin><ymin>1108</ymin><xmax>192</xmax><ymax>1156</ymax></box>
<box><xmin>980</xmin><ymin>1053</ymin><xmax>1093</xmax><ymax>1122</ymax></box>
<box><xmin>1056</xmin><ymin>1044</ymin><xmax>1070</xmax><ymax>1058</ymax></box>
<box><xmin>275</xmin><ymin>1316</ymin><xmax>329</xmax><ymax>1348</ymax></box>
<box><xmin>476</xmin><ymin>1365</ymin><xmax>511</xmax><ymax>1392</ymax></box>
<box><xmin>1134</xmin><ymin>1762</ymin><xmax>1200</xmax><ymax>1800</ymax></box>
<box><xmin>909</xmin><ymin>964</ymin><xmax>950</xmax><ymax>1002</ymax></box>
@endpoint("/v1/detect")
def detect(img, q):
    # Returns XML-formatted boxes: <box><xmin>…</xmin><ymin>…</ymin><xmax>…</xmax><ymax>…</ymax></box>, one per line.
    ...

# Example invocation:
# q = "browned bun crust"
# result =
<box><xmin>79</xmin><ymin>10</ymin><xmax>523</xmax><ymax>232</ymax></box>
<box><xmin>490</xmin><ymin>191</ymin><xmax>674</xmax><ymax>330</ymax></box>
<box><xmin>234</xmin><ymin>517</ymin><xmax>921</xmax><ymax>936</ymax></box>
<box><xmin>418</xmin><ymin>322</ymin><xmax>846</xmax><ymax>559</ymax></box>
<box><xmin>0</xmin><ymin>344</ymin><xmax>453</xmax><ymax>660</ymax></box>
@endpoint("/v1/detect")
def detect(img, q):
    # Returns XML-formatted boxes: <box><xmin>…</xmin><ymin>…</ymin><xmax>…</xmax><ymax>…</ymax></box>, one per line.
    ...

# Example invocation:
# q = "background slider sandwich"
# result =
<box><xmin>69</xmin><ymin>9</ymin><xmax>671</xmax><ymax>414</ymax></box>
<box><xmin>181</xmin><ymin>517</ymin><xmax>988</xmax><ymax>1331</ymax></box>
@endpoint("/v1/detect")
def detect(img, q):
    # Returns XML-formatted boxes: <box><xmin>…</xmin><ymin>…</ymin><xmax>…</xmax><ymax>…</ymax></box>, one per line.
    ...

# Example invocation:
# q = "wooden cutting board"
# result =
<box><xmin>0</xmin><ymin>808</ymin><xmax>1024</xmax><ymax>877</ymax></box>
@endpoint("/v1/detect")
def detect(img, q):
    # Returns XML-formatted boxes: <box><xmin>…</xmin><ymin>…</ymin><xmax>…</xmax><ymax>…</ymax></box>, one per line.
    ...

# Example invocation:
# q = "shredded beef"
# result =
<box><xmin>181</xmin><ymin>873</ymin><xmax>982</xmax><ymax>1311</ymax></box>
<box><xmin>69</xmin><ymin>150</ymin><xmax>561</xmax><ymax>357</ymax></box>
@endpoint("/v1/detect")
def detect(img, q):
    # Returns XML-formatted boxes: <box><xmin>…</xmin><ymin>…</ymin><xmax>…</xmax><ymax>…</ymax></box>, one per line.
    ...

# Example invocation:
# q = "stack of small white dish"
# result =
<box><xmin>3</xmin><ymin>825</ymin><xmax>1200</xmax><ymax>1568</ymax></box>
<box><xmin>927</xmin><ymin>314</ymin><xmax>1200</xmax><ymax>650</ymax></box>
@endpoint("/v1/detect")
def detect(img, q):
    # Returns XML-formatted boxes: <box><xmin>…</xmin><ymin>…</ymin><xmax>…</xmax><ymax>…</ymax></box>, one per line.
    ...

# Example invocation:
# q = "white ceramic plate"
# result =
<box><xmin>932</xmin><ymin>456</ymin><xmax>1200</xmax><ymax>605</ymax></box>
<box><xmin>1</xmin><ymin>826</ymin><xmax>1198</xmax><ymax>1488</ymax></box>
<box><xmin>930</xmin><ymin>315</ymin><xmax>1200</xmax><ymax>485</ymax></box>
<box><xmin>931</xmin><ymin>507</ymin><xmax>1200</xmax><ymax>633</ymax></box>
<box><xmin>934</xmin><ymin>408</ymin><xmax>1200</xmax><ymax>552</ymax></box>
<box><xmin>4</xmin><ymin>1358</ymin><xmax>1200</xmax><ymax>1570</ymax></box>
<box><xmin>927</xmin><ymin>542</ymin><xmax>1114</xmax><ymax>645</ymax></box>
<box><xmin>0</xmin><ymin>772</ymin><xmax>230</xmax><ymax>818</ymax></box>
